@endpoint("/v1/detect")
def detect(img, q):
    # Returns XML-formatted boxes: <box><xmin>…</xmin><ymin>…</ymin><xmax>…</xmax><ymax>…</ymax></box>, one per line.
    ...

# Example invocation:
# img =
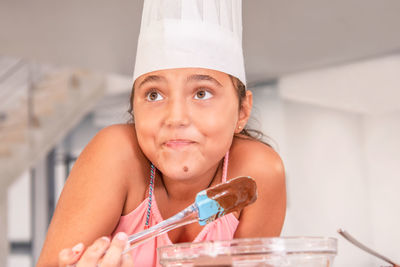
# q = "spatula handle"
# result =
<box><xmin>123</xmin><ymin>204</ymin><xmax>198</xmax><ymax>254</ymax></box>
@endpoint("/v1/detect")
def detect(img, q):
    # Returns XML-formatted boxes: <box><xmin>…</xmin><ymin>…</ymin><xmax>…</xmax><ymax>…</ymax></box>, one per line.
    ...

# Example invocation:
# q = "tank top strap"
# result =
<box><xmin>222</xmin><ymin>150</ymin><xmax>229</xmax><ymax>183</ymax></box>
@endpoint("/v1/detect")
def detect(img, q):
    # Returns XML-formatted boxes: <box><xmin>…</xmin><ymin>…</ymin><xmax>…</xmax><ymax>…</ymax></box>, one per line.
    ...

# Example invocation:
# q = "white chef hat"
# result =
<box><xmin>133</xmin><ymin>0</ymin><xmax>246</xmax><ymax>85</ymax></box>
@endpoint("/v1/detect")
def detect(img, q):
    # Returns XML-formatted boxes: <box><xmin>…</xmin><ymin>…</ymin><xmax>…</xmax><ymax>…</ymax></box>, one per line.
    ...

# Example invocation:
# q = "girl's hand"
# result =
<box><xmin>58</xmin><ymin>232</ymin><xmax>134</xmax><ymax>267</ymax></box>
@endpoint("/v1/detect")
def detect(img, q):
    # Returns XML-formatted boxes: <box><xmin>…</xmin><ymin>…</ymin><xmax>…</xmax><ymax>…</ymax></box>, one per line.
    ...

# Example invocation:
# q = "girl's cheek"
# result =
<box><xmin>198</xmin><ymin>106</ymin><xmax>236</xmax><ymax>128</ymax></box>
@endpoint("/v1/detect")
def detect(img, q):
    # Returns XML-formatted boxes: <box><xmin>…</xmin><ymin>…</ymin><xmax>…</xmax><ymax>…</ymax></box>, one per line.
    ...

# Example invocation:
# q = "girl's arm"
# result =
<box><xmin>37</xmin><ymin>124</ymin><xmax>144</xmax><ymax>267</ymax></box>
<box><xmin>231</xmin><ymin>137</ymin><xmax>286</xmax><ymax>238</ymax></box>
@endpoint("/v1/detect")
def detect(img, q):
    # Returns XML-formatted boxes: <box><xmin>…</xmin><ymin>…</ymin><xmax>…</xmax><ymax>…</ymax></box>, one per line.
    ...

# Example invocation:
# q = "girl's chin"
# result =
<box><xmin>160</xmin><ymin>165</ymin><xmax>195</xmax><ymax>177</ymax></box>
<box><xmin>157</xmin><ymin>154</ymin><xmax>200</xmax><ymax>173</ymax></box>
<box><xmin>157</xmin><ymin>162</ymin><xmax>202</xmax><ymax>179</ymax></box>
<box><xmin>155</xmin><ymin>152</ymin><xmax>219</xmax><ymax>179</ymax></box>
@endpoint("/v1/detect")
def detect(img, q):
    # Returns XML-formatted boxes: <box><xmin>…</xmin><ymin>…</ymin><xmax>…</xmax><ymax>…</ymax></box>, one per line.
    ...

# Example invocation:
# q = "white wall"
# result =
<box><xmin>363</xmin><ymin>111</ymin><xmax>400</xmax><ymax>264</ymax></box>
<box><xmin>250</xmin><ymin>85</ymin><xmax>287</xmax><ymax>157</ymax></box>
<box><xmin>282</xmin><ymin>100</ymin><xmax>374</xmax><ymax>266</ymax></box>
<box><xmin>251</xmin><ymin>85</ymin><xmax>400</xmax><ymax>266</ymax></box>
<box><xmin>7</xmin><ymin>171</ymin><xmax>31</xmax><ymax>242</ymax></box>
<box><xmin>7</xmin><ymin>172</ymin><xmax>32</xmax><ymax>267</ymax></box>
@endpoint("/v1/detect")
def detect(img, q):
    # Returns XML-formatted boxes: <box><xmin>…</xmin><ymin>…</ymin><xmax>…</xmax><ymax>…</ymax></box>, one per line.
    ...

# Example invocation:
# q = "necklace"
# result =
<box><xmin>145</xmin><ymin>163</ymin><xmax>155</xmax><ymax>227</ymax></box>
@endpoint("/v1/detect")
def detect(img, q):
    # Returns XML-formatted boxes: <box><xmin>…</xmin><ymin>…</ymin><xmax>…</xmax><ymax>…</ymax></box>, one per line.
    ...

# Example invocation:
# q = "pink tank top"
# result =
<box><xmin>111</xmin><ymin>152</ymin><xmax>239</xmax><ymax>267</ymax></box>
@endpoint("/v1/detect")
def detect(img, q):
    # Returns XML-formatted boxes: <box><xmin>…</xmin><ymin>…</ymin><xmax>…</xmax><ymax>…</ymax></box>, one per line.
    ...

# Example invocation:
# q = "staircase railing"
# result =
<box><xmin>0</xmin><ymin>56</ymin><xmax>106</xmax><ymax>187</ymax></box>
<box><xmin>0</xmin><ymin>56</ymin><xmax>106</xmax><ymax>266</ymax></box>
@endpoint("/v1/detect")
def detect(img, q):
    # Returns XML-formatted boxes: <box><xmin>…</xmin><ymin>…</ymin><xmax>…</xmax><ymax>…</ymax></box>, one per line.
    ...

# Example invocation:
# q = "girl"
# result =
<box><xmin>37</xmin><ymin>1</ymin><xmax>286</xmax><ymax>266</ymax></box>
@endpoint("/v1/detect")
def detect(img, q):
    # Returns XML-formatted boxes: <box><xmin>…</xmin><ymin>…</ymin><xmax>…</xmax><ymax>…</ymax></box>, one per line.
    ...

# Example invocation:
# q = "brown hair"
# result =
<box><xmin>127</xmin><ymin>75</ymin><xmax>269</xmax><ymax>145</ymax></box>
<box><xmin>228</xmin><ymin>75</ymin><xmax>269</xmax><ymax>145</ymax></box>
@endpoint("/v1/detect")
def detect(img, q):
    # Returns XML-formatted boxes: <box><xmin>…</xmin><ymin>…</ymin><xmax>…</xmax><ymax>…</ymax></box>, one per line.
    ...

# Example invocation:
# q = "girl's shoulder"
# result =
<box><xmin>93</xmin><ymin>123</ymin><xmax>146</xmax><ymax>163</ymax></box>
<box><xmin>94</xmin><ymin>123</ymin><xmax>138</xmax><ymax>149</ymax></box>
<box><xmin>89</xmin><ymin>123</ymin><xmax>147</xmax><ymax>170</ymax></box>
<box><xmin>230</xmin><ymin>136</ymin><xmax>286</xmax><ymax>237</ymax></box>
<box><xmin>229</xmin><ymin>135</ymin><xmax>285</xmax><ymax>200</ymax></box>
<box><xmin>83</xmin><ymin>123</ymin><xmax>150</xmax><ymax>207</ymax></box>
<box><xmin>230</xmin><ymin>136</ymin><xmax>284</xmax><ymax>177</ymax></box>
<box><xmin>36</xmin><ymin>124</ymin><xmax>149</xmax><ymax>266</ymax></box>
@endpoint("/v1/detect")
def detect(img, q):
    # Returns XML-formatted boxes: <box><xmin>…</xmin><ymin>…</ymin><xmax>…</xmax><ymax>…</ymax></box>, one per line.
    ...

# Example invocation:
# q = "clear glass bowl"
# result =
<box><xmin>158</xmin><ymin>237</ymin><xmax>337</xmax><ymax>267</ymax></box>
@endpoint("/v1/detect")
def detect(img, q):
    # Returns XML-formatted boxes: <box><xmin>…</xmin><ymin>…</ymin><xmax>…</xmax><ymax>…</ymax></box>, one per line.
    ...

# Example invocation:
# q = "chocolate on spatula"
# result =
<box><xmin>195</xmin><ymin>176</ymin><xmax>257</xmax><ymax>225</ymax></box>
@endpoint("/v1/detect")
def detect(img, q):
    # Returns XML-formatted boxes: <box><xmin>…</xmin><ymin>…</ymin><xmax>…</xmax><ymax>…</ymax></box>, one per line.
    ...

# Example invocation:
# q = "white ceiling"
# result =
<box><xmin>1</xmin><ymin>0</ymin><xmax>400</xmax><ymax>84</ymax></box>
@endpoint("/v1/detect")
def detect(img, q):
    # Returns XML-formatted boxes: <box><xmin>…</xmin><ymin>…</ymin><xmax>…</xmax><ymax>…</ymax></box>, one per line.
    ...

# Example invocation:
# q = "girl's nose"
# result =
<box><xmin>164</xmin><ymin>97</ymin><xmax>190</xmax><ymax>128</ymax></box>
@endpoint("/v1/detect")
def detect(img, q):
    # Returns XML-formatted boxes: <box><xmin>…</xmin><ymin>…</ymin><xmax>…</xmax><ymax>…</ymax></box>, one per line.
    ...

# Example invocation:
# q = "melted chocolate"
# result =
<box><xmin>206</xmin><ymin>176</ymin><xmax>257</xmax><ymax>216</ymax></box>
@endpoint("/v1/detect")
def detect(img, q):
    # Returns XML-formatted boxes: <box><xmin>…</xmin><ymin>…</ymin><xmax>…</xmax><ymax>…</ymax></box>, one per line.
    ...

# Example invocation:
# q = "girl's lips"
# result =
<box><xmin>163</xmin><ymin>140</ymin><xmax>196</xmax><ymax>149</ymax></box>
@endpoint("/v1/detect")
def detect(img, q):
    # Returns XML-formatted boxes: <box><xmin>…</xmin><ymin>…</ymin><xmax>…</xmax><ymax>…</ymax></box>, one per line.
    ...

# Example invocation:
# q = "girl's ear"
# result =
<box><xmin>235</xmin><ymin>90</ymin><xmax>253</xmax><ymax>133</ymax></box>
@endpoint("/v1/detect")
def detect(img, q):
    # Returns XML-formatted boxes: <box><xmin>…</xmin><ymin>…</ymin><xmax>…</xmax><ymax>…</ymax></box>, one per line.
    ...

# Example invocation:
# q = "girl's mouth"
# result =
<box><xmin>163</xmin><ymin>139</ymin><xmax>196</xmax><ymax>149</ymax></box>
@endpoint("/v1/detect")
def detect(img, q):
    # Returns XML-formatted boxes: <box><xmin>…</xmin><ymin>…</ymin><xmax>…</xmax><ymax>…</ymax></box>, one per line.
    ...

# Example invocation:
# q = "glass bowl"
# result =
<box><xmin>158</xmin><ymin>237</ymin><xmax>337</xmax><ymax>267</ymax></box>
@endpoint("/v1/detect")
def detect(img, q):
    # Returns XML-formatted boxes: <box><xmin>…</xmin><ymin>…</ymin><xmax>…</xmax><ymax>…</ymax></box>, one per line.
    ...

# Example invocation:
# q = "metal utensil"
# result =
<box><xmin>337</xmin><ymin>228</ymin><xmax>400</xmax><ymax>266</ymax></box>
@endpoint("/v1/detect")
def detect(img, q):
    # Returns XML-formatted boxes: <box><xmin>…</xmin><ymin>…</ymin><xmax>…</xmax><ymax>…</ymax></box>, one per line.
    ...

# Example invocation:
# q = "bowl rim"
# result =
<box><xmin>157</xmin><ymin>236</ymin><xmax>338</xmax><ymax>255</ymax></box>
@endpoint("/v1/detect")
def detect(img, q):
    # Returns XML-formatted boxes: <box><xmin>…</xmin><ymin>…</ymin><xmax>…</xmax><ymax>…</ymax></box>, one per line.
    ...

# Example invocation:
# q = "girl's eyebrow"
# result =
<box><xmin>138</xmin><ymin>75</ymin><xmax>166</xmax><ymax>89</ymax></box>
<box><xmin>187</xmin><ymin>74</ymin><xmax>222</xmax><ymax>87</ymax></box>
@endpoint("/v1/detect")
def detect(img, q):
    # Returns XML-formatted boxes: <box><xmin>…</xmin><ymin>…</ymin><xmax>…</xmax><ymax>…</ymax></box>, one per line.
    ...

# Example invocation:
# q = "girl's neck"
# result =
<box><xmin>159</xmin><ymin>160</ymin><xmax>222</xmax><ymax>202</ymax></box>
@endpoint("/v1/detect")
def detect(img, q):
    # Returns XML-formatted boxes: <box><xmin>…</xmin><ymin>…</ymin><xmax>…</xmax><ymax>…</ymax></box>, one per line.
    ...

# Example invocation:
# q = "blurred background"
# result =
<box><xmin>1</xmin><ymin>0</ymin><xmax>400</xmax><ymax>266</ymax></box>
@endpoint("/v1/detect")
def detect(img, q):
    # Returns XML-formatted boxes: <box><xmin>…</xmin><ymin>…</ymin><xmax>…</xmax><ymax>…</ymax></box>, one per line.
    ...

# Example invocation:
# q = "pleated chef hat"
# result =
<box><xmin>133</xmin><ymin>0</ymin><xmax>246</xmax><ymax>85</ymax></box>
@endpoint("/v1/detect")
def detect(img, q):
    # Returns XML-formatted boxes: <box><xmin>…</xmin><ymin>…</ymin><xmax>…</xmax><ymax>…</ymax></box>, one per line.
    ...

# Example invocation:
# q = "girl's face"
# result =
<box><xmin>133</xmin><ymin>68</ymin><xmax>251</xmax><ymax>180</ymax></box>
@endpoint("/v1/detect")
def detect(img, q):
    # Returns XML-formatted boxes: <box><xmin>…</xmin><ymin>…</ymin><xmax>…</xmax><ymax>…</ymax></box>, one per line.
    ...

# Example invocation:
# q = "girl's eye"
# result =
<box><xmin>194</xmin><ymin>89</ymin><xmax>213</xmax><ymax>100</ymax></box>
<box><xmin>146</xmin><ymin>90</ymin><xmax>163</xmax><ymax>101</ymax></box>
